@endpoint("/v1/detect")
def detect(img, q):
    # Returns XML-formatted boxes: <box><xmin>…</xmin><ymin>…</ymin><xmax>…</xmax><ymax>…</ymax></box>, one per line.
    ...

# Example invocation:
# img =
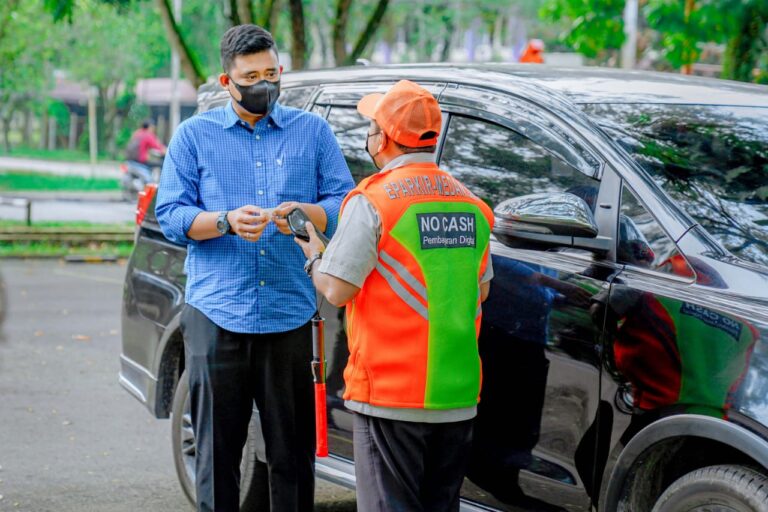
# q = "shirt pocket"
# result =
<box><xmin>274</xmin><ymin>156</ymin><xmax>317</xmax><ymax>204</ymax></box>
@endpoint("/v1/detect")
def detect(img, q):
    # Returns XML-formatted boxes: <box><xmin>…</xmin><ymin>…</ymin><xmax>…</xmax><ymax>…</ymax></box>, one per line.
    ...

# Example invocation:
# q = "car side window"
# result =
<box><xmin>278</xmin><ymin>86</ymin><xmax>314</xmax><ymax>109</ymax></box>
<box><xmin>325</xmin><ymin>107</ymin><xmax>378</xmax><ymax>184</ymax></box>
<box><xmin>619</xmin><ymin>184</ymin><xmax>692</xmax><ymax>277</ymax></box>
<box><xmin>439</xmin><ymin>115</ymin><xmax>599</xmax><ymax>209</ymax></box>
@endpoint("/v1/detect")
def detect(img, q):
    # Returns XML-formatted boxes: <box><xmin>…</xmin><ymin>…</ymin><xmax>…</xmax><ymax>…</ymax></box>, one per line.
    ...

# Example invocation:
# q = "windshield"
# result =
<box><xmin>581</xmin><ymin>103</ymin><xmax>768</xmax><ymax>266</ymax></box>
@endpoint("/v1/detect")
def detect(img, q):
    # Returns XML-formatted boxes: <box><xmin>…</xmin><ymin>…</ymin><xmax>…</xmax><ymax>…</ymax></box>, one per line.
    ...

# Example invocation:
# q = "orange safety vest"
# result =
<box><xmin>340</xmin><ymin>162</ymin><xmax>494</xmax><ymax>410</ymax></box>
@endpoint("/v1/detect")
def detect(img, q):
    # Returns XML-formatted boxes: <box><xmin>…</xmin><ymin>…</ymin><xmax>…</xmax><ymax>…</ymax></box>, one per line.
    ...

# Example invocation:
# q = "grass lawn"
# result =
<box><xmin>0</xmin><ymin>220</ymin><xmax>134</xmax><ymax>258</ymax></box>
<box><xmin>0</xmin><ymin>241</ymin><xmax>134</xmax><ymax>258</ymax></box>
<box><xmin>0</xmin><ymin>171</ymin><xmax>120</xmax><ymax>191</ymax></box>
<box><xmin>0</xmin><ymin>220</ymin><xmax>133</xmax><ymax>231</ymax></box>
<box><xmin>2</xmin><ymin>147</ymin><xmax>109</xmax><ymax>163</ymax></box>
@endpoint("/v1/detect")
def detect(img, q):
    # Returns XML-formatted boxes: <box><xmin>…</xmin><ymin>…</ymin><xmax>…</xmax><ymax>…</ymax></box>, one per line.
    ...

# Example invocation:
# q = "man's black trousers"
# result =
<box><xmin>180</xmin><ymin>305</ymin><xmax>315</xmax><ymax>512</ymax></box>
<box><xmin>353</xmin><ymin>412</ymin><xmax>473</xmax><ymax>512</ymax></box>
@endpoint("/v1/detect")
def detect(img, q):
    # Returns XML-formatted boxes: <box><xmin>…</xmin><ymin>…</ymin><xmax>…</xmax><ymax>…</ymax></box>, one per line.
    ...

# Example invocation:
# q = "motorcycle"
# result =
<box><xmin>120</xmin><ymin>156</ymin><xmax>163</xmax><ymax>201</ymax></box>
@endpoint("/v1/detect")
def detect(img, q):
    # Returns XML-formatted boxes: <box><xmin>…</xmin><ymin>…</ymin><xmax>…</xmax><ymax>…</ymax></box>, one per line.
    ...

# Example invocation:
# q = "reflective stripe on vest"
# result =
<box><xmin>340</xmin><ymin>162</ymin><xmax>494</xmax><ymax>410</ymax></box>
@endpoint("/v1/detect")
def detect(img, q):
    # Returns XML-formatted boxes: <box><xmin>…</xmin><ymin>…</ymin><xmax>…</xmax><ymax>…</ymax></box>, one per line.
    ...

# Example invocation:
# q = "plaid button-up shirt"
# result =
<box><xmin>156</xmin><ymin>101</ymin><xmax>354</xmax><ymax>333</ymax></box>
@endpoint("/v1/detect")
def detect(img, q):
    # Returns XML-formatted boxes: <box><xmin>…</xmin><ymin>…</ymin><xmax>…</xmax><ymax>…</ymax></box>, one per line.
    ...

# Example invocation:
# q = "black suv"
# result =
<box><xmin>120</xmin><ymin>65</ymin><xmax>768</xmax><ymax>512</ymax></box>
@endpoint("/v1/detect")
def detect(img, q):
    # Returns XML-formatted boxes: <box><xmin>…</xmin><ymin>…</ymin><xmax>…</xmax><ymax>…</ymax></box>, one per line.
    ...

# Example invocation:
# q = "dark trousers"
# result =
<box><xmin>180</xmin><ymin>305</ymin><xmax>315</xmax><ymax>512</ymax></box>
<box><xmin>353</xmin><ymin>413</ymin><xmax>473</xmax><ymax>512</ymax></box>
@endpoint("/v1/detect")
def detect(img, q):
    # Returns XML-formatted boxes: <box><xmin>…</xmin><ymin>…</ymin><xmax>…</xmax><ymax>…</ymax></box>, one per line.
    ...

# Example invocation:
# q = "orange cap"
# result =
<box><xmin>357</xmin><ymin>80</ymin><xmax>441</xmax><ymax>148</ymax></box>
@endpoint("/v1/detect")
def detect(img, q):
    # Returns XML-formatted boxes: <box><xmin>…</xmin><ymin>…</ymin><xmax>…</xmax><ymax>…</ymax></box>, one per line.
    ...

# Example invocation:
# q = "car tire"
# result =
<box><xmin>171</xmin><ymin>369</ymin><xmax>270</xmax><ymax>511</ymax></box>
<box><xmin>651</xmin><ymin>464</ymin><xmax>768</xmax><ymax>512</ymax></box>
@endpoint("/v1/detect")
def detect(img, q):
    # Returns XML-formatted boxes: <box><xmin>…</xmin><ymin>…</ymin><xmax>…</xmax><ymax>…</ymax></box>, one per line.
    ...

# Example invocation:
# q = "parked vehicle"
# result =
<box><xmin>120</xmin><ymin>64</ymin><xmax>768</xmax><ymax>512</ymax></box>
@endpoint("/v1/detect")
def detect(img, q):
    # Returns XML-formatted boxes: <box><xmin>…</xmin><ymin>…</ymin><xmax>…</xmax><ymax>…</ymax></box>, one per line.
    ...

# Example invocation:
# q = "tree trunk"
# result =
<box><xmin>723</xmin><ymin>5</ymin><xmax>765</xmax><ymax>82</ymax></box>
<box><xmin>236</xmin><ymin>0</ymin><xmax>253</xmax><ymax>24</ymax></box>
<box><xmin>333</xmin><ymin>0</ymin><xmax>353</xmax><ymax>65</ymax></box>
<box><xmin>22</xmin><ymin>109</ymin><xmax>32</xmax><ymax>147</ymax></box>
<box><xmin>225</xmin><ymin>0</ymin><xmax>241</xmax><ymax>26</ymax></box>
<box><xmin>345</xmin><ymin>0</ymin><xmax>390</xmax><ymax>65</ymax></box>
<box><xmin>288</xmin><ymin>0</ymin><xmax>307</xmax><ymax>69</ymax></box>
<box><xmin>1</xmin><ymin>118</ymin><xmax>10</xmax><ymax>153</ymax></box>
<box><xmin>681</xmin><ymin>0</ymin><xmax>695</xmax><ymax>74</ymax></box>
<box><xmin>440</xmin><ymin>13</ymin><xmax>454</xmax><ymax>62</ymax></box>
<box><xmin>258</xmin><ymin>0</ymin><xmax>278</xmax><ymax>32</ymax></box>
<box><xmin>155</xmin><ymin>0</ymin><xmax>206</xmax><ymax>88</ymax></box>
<box><xmin>40</xmin><ymin>110</ymin><xmax>48</xmax><ymax>150</ymax></box>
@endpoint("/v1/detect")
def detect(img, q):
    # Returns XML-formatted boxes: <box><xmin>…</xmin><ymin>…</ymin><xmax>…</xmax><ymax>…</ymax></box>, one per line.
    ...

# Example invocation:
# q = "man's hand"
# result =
<box><xmin>294</xmin><ymin>221</ymin><xmax>326</xmax><ymax>258</ymax></box>
<box><xmin>228</xmin><ymin>205</ymin><xmax>270</xmax><ymax>243</ymax></box>
<box><xmin>273</xmin><ymin>201</ymin><xmax>300</xmax><ymax>235</ymax></box>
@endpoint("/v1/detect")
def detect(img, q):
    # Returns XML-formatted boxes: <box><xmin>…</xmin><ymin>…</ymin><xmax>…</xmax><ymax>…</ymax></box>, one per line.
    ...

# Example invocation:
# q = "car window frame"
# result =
<box><xmin>614</xmin><ymin>178</ymin><xmax>697</xmax><ymax>283</ymax></box>
<box><xmin>439</xmin><ymin>84</ymin><xmax>605</xmax><ymax>180</ymax></box>
<box><xmin>436</xmin><ymin>105</ymin><xmax>619</xmax><ymax>263</ymax></box>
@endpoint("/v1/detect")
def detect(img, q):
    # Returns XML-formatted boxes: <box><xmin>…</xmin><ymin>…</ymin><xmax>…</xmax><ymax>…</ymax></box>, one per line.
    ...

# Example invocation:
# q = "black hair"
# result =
<box><xmin>141</xmin><ymin>118</ymin><xmax>155</xmax><ymax>129</ymax></box>
<box><xmin>394</xmin><ymin>141</ymin><xmax>438</xmax><ymax>154</ymax></box>
<box><xmin>220</xmin><ymin>24</ymin><xmax>278</xmax><ymax>72</ymax></box>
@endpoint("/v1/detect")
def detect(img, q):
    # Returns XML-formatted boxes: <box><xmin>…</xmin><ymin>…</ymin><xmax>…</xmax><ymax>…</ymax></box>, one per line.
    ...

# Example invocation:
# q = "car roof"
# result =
<box><xmin>274</xmin><ymin>63</ymin><xmax>768</xmax><ymax>108</ymax></box>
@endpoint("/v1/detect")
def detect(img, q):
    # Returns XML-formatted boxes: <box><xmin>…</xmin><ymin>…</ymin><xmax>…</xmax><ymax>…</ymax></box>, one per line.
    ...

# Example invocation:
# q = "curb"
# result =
<box><xmin>64</xmin><ymin>254</ymin><xmax>120</xmax><ymax>263</ymax></box>
<box><xmin>0</xmin><ymin>254</ymin><xmax>126</xmax><ymax>262</ymax></box>
<box><xmin>0</xmin><ymin>192</ymin><xmax>127</xmax><ymax>203</ymax></box>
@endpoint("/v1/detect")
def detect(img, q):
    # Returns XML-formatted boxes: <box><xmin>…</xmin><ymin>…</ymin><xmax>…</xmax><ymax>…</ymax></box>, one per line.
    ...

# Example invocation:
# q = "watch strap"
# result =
<box><xmin>305</xmin><ymin>252</ymin><xmax>323</xmax><ymax>276</ymax></box>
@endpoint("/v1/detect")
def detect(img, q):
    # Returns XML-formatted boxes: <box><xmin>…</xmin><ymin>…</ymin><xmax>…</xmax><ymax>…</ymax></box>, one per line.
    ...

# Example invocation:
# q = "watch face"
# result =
<box><xmin>217</xmin><ymin>213</ymin><xmax>228</xmax><ymax>234</ymax></box>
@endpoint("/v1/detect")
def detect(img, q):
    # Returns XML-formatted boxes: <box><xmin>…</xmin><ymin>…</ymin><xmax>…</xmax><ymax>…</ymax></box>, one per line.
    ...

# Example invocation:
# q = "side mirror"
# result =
<box><xmin>493</xmin><ymin>192</ymin><xmax>610</xmax><ymax>255</ymax></box>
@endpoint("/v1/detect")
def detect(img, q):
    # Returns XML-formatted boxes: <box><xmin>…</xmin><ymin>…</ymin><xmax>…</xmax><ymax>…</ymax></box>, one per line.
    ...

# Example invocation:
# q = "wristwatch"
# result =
<box><xmin>304</xmin><ymin>252</ymin><xmax>323</xmax><ymax>276</ymax></box>
<box><xmin>216</xmin><ymin>211</ymin><xmax>231</xmax><ymax>236</ymax></box>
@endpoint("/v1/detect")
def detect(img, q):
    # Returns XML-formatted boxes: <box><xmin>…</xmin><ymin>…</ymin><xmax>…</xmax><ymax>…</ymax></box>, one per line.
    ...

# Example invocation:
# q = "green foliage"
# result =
<box><xmin>116</xmin><ymin>102</ymin><xmax>150</xmax><ymax>149</ymax></box>
<box><xmin>541</xmin><ymin>0</ymin><xmax>767</xmax><ymax>81</ymax></box>
<box><xmin>540</xmin><ymin>0</ymin><xmax>625</xmax><ymax>60</ymax></box>
<box><xmin>47</xmin><ymin>100</ymin><xmax>71</xmax><ymax>134</ymax></box>
<box><xmin>43</xmin><ymin>0</ymin><xmax>75</xmax><ymax>22</ymax></box>
<box><xmin>645</xmin><ymin>0</ymin><xmax>723</xmax><ymax>69</ymax></box>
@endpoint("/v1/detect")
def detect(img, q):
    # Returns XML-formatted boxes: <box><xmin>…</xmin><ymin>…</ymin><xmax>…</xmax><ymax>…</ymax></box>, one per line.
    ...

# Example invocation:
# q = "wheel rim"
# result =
<box><xmin>180</xmin><ymin>391</ymin><xmax>196</xmax><ymax>485</ymax></box>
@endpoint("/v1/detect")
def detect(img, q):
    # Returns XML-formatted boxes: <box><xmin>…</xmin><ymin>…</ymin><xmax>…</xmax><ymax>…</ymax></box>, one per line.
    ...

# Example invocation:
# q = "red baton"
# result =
<box><xmin>311</xmin><ymin>313</ymin><xmax>328</xmax><ymax>457</ymax></box>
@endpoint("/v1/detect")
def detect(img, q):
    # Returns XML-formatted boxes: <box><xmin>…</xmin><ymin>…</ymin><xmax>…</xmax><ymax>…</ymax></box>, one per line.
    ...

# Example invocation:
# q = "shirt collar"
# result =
<box><xmin>223</xmin><ymin>100</ymin><xmax>285</xmax><ymax>130</ymax></box>
<box><xmin>379</xmin><ymin>152</ymin><xmax>436</xmax><ymax>173</ymax></box>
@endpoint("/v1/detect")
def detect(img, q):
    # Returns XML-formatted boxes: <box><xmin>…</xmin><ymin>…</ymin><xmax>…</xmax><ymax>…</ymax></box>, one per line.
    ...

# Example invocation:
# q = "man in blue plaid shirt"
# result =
<box><xmin>155</xmin><ymin>24</ymin><xmax>353</xmax><ymax>512</ymax></box>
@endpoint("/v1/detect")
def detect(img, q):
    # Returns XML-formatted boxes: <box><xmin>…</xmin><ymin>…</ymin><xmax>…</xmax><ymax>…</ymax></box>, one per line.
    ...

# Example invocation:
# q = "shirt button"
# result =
<box><xmin>255</xmin><ymin>135</ymin><xmax>261</xmax><ymax>140</ymax></box>
<box><xmin>256</xmin><ymin>162</ymin><xmax>262</xmax><ymax>167</ymax></box>
<box><xmin>260</xmin><ymin>280</ymin><xmax>265</xmax><ymax>286</ymax></box>
<box><xmin>260</xmin><ymin>250</ymin><xmax>265</xmax><ymax>255</ymax></box>
<box><xmin>258</xmin><ymin>190</ymin><xmax>264</xmax><ymax>195</ymax></box>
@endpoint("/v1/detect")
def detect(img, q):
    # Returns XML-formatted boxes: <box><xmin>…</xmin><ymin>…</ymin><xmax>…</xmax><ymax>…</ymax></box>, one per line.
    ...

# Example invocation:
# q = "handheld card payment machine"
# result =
<box><xmin>287</xmin><ymin>207</ymin><xmax>330</xmax><ymax>246</ymax></box>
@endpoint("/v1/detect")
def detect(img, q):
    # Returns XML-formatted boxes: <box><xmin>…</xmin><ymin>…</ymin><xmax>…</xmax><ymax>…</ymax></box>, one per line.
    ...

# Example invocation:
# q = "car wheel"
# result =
<box><xmin>171</xmin><ymin>369</ymin><xmax>270</xmax><ymax>511</ymax></box>
<box><xmin>651</xmin><ymin>464</ymin><xmax>768</xmax><ymax>512</ymax></box>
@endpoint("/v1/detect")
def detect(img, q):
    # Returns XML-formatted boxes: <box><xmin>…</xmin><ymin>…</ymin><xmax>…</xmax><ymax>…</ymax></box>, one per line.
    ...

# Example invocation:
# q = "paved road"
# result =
<box><xmin>0</xmin><ymin>260</ymin><xmax>356</xmax><ymax>511</ymax></box>
<box><xmin>0</xmin><ymin>197</ymin><xmax>135</xmax><ymax>224</ymax></box>
<box><xmin>0</xmin><ymin>155</ymin><xmax>134</xmax><ymax>224</ymax></box>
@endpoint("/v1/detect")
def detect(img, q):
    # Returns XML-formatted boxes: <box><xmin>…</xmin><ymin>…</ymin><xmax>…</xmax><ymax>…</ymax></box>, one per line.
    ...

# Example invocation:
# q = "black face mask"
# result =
<box><xmin>229</xmin><ymin>78</ymin><xmax>280</xmax><ymax>116</ymax></box>
<box><xmin>364</xmin><ymin>131</ymin><xmax>382</xmax><ymax>170</ymax></box>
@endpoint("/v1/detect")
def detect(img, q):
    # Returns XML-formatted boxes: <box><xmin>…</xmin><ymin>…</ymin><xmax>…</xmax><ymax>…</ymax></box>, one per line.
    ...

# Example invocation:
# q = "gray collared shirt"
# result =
<box><xmin>318</xmin><ymin>152</ymin><xmax>493</xmax><ymax>423</ymax></box>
